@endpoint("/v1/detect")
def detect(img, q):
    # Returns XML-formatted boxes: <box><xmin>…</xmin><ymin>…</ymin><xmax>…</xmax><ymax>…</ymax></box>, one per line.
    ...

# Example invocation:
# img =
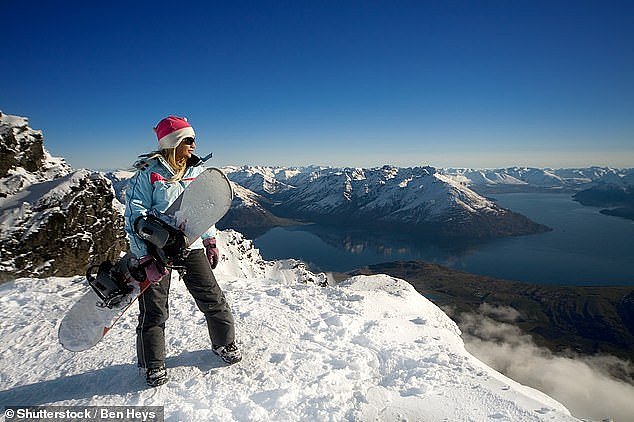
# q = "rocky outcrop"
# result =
<box><xmin>0</xmin><ymin>112</ymin><xmax>127</xmax><ymax>281</ymax></box>
<box><xmin>0</xmin><ymin>112</ymin><xmax>71</xmax><ymax>197</ymax></box>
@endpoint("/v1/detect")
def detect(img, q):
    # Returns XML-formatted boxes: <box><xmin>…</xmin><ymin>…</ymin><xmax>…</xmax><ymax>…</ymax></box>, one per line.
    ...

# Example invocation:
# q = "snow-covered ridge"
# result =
<box><xmin>0</xmin><ymin>111</ymin><xmax>71</xmax><ymax>197</ymax></box>
<box><xmin>0</xmin><ymin>230</ymin><xmax>576</xmax><ymax>421</ymax></box>
<box><xmin>227</xmin><ymin>165</ymin><xmax>634</xmax><ymax>192</ymax></box>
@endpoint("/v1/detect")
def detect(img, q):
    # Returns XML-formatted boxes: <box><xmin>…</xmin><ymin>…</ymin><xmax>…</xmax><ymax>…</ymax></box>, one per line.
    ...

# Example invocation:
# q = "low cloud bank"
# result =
<box><xmin>451</xmin><ymin>304</ymin><xmax>634</xmax><ymax>422</ymax></box>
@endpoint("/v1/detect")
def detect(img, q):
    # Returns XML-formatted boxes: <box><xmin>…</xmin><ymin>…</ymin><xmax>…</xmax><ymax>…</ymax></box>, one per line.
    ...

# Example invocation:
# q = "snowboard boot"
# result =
<box><xmin>212</xmin><ymin>342</ymin><xmax>242</xmax><ymax>365</ymax></box>
<box><xmin>146</xmin><ymin>365</ymin><xmax>168</xmax><ymax>387</ymax></box>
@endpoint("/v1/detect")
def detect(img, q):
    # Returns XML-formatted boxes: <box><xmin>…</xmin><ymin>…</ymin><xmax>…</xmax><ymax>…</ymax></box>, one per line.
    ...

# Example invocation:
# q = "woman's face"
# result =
<box><xmin>175</xmin><ymin>137</ymin><xmax>196</xmax><ymax>160</ymax></box>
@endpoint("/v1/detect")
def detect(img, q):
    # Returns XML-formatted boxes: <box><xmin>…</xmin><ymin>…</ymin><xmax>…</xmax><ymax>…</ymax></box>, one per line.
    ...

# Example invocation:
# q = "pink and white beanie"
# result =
<box><xmin>153</xmin><ymin>115</ymin><xmax>195</xmax><ymax>150</ymax></box>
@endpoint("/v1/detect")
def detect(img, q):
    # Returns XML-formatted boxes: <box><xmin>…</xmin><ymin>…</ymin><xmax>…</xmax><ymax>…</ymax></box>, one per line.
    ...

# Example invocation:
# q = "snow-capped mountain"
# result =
<box><xmin>0</xmin><ymin>230</ymin><xmax>578</xmax><ymax>421</ymax></box>
<box><xmin>224</xmin><ymin>165</ymin><xmax>549</xmax><ymax>238</ymax></box>
<box><xmin>0</xmin><ymin>112</ymin><xmax>127</xmax><ymax>281</ymax></box>
<box><xmin>221</xmin><ymin>165</ymin><xmax>302</xmax><ymax>195</ymax></box>
<box><xmin>107</xmin><ymin>164</ymin><xmax>551</xmax><ymax>239</ymax></box>
<box><xmin>109</xmin><ymin>163</ymin><xmax>634</xmax><ymax>240</ymax></box>
<box><xmin>441</xmin><ymin>166</ymin><xmax>633</xmax><ymax>191</ymax></box>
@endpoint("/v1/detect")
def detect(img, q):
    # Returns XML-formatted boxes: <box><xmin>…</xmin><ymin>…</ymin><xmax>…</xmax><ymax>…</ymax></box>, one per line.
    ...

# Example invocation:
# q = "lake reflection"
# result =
<box><xmin>253</xmin><ymin>193</ymin><xmax>634</xmax><ymax>285</ymax></box>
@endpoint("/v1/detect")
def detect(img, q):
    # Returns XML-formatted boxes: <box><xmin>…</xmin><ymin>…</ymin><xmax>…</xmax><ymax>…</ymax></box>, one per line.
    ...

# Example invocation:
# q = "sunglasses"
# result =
<box><xmin>182</xmin><ymin>137</ymin><xmax>196</xmax><ymax>145</ymax></box>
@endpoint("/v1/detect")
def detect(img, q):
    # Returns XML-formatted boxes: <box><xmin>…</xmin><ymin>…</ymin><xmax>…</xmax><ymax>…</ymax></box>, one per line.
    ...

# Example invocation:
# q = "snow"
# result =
<box><xmin>0</xmin><ymin>112</ymin><xmax>29</xmax><ymax>129</ymax></box>
<box><xmin>222</xmin><ymin>165</ymin><xmax>505</xmax><ymax>226</ymax></box>
<box><xmin>35</xmin><ymin>170</ymin><xmax>91</xmax><ymax>209</ymax></box>
<box><xmin>0</xmin><ymin>231</ymin><xmax>577</xmax><ymax>421</ymax></box>
<box><xmin>0</xmin><ymin>170</ymin><xmax>91</xmax><ymax>241</ymax></box>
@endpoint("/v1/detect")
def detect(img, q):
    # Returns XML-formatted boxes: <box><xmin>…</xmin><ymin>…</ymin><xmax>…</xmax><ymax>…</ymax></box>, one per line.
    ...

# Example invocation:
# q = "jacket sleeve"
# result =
<box><xmin>124</xmin><ymin>169</ymin><xmax>153</xmax><ymax>258</ymax></box>
<box><xmin>201</xmin><ymin>224</ymin><xmax>217</xmax><ymax>240</ymax></box>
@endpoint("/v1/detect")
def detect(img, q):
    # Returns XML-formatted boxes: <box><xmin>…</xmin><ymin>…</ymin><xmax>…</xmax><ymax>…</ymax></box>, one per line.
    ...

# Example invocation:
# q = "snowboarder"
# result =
<box><xmin>124</xmin><ymin>115</ymin><xmax>241</xmax><ymax>387</ymax></box>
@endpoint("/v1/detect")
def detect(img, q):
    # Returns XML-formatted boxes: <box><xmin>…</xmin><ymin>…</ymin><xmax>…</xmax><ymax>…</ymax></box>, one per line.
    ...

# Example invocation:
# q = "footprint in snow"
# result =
<box><xmin>323</xmin><ymin>315</ymin><xmax>343</xmax><ymax>327</ymax></box>
<box><xmin>269</xmin><ymin>353</ymin><xmax>286</xmax><ymax>363</ymax></box>
<box><xmin>265</xmin><ymin>288</ymin><xmax>281</xmax><ymax>296</ymax></box>
<box><xmin>351</xmin><ymin>334</ymin><xmax>371</xmax><ymax>347</ymax></box>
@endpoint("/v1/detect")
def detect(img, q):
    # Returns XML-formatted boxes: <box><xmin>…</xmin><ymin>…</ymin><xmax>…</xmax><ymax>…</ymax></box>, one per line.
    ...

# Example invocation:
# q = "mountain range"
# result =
<box><xmin>218</xmin><ymin>164</ymin><xmax>634</xmax><ymax>235</ymax></box>
<box><xmin>441</xmin><ymin>166</ymin><xmax>634</xmax><ymax>193</ymax></box>
<box><xmin>3</xmin><ymin>110</ymin><xmax>632</xmax><ymax>280</ymax></box>
<box><xmin>221</xmin><ymin>165</ymin><xmax>550</xmax><ymax>238</ymax></box>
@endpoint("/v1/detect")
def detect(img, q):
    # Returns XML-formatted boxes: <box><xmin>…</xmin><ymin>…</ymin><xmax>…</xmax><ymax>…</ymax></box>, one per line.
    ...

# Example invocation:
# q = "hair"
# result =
<box><xmin>136</xmin><ymin>147</ymin><xmax>187</xmax><ymax>182</ymax></box>
<box><xmin>160</xmin><ymin>148</ymin><xmax>187</xmax><ymax>182</ymax></box>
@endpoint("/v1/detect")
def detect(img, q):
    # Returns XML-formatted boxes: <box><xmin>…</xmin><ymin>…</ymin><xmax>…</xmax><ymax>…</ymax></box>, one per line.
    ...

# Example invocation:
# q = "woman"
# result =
<box><xmin>124</xmin><ymin>115</ymin><xmax>241</xmax><ymax>388</ymax></box>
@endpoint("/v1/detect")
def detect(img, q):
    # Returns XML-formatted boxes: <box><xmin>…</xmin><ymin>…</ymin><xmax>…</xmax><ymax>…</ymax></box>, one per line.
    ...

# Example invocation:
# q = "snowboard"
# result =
<box><xmin>58</xmin><ymin>280</ymin><xmax>148</xmax><ymax>352</ymax></box>
<box><xmin>164</xmin><ymin>167</ymin><xmax>233</xmax><ymax>246</ymax></box>
<box><xmin>58</xmin><ymin>167</ymin><xmax>233</xmax><ymax>352</ymax></box>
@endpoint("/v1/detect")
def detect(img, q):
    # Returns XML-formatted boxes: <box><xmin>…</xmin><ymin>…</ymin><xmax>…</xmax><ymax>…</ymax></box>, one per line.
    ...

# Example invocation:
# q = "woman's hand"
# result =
<box><xmin>139</xmin><ymin>255</ymin><xmax>169</xmax><ymax>283</ymax></box>
<box><xmin>203</xmin><ymin>237</ymin><xmax>220</xmax><ymax>269</ymax></box>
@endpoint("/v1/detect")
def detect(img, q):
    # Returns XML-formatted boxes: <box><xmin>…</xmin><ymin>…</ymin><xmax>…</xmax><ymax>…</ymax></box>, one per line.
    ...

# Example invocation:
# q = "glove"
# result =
<box><xmin>139</xmin><ymin>255</ymin><xmax>168</xmax><ymax>283</ymax></box>
<box><xmin>203</xmin><ymin>237</ymin><xmax>220</xmax><ymax>269</ymax></box>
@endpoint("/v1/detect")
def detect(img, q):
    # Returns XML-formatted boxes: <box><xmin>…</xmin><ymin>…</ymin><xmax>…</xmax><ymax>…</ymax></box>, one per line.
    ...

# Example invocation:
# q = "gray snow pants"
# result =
<box><xmin>136</xmin><ymin>248</ymin><xmax>235</xmax><ymax>369</ymax></box>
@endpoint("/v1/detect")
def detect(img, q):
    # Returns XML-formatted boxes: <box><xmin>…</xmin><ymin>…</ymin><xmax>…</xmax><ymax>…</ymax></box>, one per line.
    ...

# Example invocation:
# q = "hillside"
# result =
<box><xmin>0</xmin><ymin>231</ymin><xmax>577</xmax><ymax>421</ymax></box>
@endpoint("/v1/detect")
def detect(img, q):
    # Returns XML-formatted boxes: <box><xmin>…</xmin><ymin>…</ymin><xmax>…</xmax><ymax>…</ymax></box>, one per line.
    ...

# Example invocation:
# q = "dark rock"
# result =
<box><xmin>0</xmin><ymin>170</ymin><xmax>128</xmax><ymax>281</ymax></box>
<box><xmin>0</xmin><ymin>113</ymin><xmax>127</xmax><ymax>281</ymax></box>
<box><xmin>0</xmin><ymin>114</ymin><xmax>45</xmax><ymax>178</ymax></box>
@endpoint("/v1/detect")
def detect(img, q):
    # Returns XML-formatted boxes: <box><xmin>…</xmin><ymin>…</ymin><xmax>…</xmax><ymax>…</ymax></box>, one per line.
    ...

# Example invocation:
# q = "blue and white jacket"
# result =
<box><xmin>124</xmin><ymin>154</ymin><xmax>216</xmax><ymax>258</ymax></box>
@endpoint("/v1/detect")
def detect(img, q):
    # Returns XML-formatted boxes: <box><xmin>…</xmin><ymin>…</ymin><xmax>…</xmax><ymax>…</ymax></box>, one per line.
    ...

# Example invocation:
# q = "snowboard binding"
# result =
<box><xmin>86</xmin><ymin>253</ymin><xmax>146</xmax><ymax>308</ymax></box>
<box><xmin>134</xmin><ymin>214</ymin><xmax>188</xmax><ymax>268</ymax></box>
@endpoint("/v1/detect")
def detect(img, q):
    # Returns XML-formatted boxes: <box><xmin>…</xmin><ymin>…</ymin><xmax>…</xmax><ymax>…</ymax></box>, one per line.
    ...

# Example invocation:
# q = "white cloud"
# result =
<box><xmin>478</xmin><ymin>303</ymin><xmax>521</xmax><ymax>322</ymax></box>
<box><xmin>453</xmin><ymin>308</ymin><xmax>634</xmax><ymax>422</ymax></box>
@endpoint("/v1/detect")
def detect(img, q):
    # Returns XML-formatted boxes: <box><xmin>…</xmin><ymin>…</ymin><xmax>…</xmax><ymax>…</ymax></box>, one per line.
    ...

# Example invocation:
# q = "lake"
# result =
<box><xmin>253</xmin><ymin>193</ymin><xmax>634</xmax><ymax>285</ymax></box>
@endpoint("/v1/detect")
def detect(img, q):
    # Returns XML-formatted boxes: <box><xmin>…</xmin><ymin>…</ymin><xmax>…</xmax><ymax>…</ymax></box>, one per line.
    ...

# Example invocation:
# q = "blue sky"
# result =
<box><xmin>2</xmin><ymin>0</ymin><xmax>633</xmax><ymax>169</ymax></box>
